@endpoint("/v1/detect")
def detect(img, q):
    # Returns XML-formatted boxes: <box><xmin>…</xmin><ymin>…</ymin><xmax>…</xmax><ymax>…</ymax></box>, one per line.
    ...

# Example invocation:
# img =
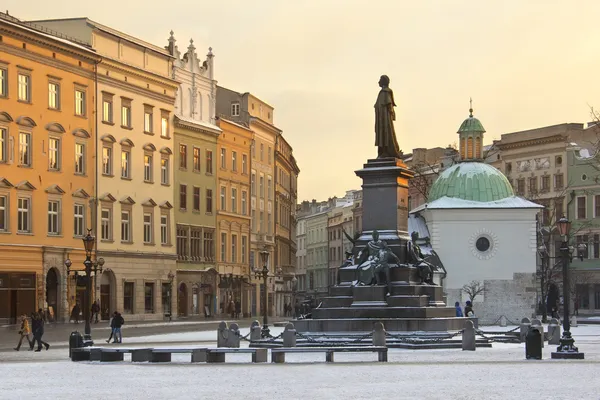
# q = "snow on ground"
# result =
<box><xmin>2</xmin><ymin>325</ymin><xmax>600</xmax><ymax>400</ymax></box>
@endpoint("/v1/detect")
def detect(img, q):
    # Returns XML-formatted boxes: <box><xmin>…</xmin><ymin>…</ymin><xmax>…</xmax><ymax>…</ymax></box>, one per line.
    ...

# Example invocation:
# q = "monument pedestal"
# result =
<box><xmin>354</xmin><ymin>157</ymin><xmax>414</xmax><ymax>262</ymax></box>
<box><xmin>293</xmin><ymin>156</ymin><xmax>470</xmax><ymax>334</ymax></box>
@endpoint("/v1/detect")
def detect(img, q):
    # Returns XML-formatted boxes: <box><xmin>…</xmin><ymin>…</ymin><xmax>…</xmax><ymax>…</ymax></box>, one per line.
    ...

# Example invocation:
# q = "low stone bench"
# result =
<box><xmin>150</xmin><ymin>348</ymin><xmax>209</xmax><ymax>363</ymax></box>
<box><xmin>270</xmin><ymin>346</ymin><xmax>388</xmax><ymax>363</ymax></box>
<box><xmin>71</xmin><ymin>348</ymin><xmax>91</xmax><ymax>362</ymax></box>
<box><xmin>206</xmin><ymin>348</ymin><xmax>268</xmax><ymax>363</ymax></box>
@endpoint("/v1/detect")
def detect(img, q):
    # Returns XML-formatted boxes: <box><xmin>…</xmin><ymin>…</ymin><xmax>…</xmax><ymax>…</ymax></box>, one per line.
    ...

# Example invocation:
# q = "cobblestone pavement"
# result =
<box><xmin>0</xmin><ymin>317</ymin><xmax>288</xmax><ymax>352</ymax></box>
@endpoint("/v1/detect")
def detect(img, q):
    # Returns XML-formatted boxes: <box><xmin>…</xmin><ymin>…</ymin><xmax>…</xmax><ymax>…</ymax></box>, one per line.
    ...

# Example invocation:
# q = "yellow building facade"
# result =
<box><xmin>34</xmin><ymin>18</ymin><xmax>179</xmax><ymax>321</ymax></box>
<box><xmin>0</xmin><ymin>14</ymin><xmax>100</xmax><ymax>323</ymax></box>
<box><xmin>215</xmin><ymin>117</ymin><xmax>252</xmax><ymax>316</ymax></box>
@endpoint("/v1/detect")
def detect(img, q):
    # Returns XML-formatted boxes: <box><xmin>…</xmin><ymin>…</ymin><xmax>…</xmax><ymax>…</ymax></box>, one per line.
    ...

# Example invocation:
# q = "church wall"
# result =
<box><xmin>424</xmin><ymin>208</ymin><xmax>538</xmax><ymax>290</ymax></box>
<box><xmin>477</xmin><ymin>273</ymin><xmax>537</xmax><ymax>325</ymax></box>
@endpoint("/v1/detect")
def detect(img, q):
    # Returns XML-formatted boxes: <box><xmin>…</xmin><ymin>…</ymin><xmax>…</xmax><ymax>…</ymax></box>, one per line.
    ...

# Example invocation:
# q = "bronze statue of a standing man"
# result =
<box><xmin>374</xmin><ymin>75</ymin><xmax>401</xmax><ymax>159</ymax></box>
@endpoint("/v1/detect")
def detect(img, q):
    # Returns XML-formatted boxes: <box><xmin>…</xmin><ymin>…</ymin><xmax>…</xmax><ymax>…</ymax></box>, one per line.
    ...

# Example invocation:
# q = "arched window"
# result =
<box><xmin>460</xmin><ymin>137</ymin><xmax>466</xmax><ymax>159</ymax></box>
<box><xmin>467</xmin><ymin>137</ymin><xmax>473</xmax><ymax>159</ymax></box>
<box><xmin>188</xmin><ymin>88</ymin><xmax>193</xmax><ymax>116</ymax></box>
<box><xmin>475</xmin><ymin>136</ymin><xmax>482</xmax><ymax>159</ymax></box>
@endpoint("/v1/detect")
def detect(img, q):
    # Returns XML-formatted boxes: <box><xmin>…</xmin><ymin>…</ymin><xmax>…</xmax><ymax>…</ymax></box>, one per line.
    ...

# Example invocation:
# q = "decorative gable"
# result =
<box><xmin>143</xmin><ymin>143</ymin><xmax>156</xmax><ymax>152</ymax></box>
<box><xmin>100</xmin><ymin>134</ymin><xmax>116</xmax><ymax>143</ymax></box>
<box><xmin>72</xmin><ymin>128</ymin><xmax>91</xmax><ymax>139</ymax></box>
<box><xmin>119</xmin><ymin>196</ymin><xmax>136</xmax><ymax>205</ymax></box>
<box><xmin>99</xmin><ymin>192</ymin><xmax>117</xmax><ymax>202</ymax></box>
<box><xmin>141</xmin><ymin>198</ymin><xmax>157</xmax><ymax>207</ymax></box>
<box><xmin>45</xmin><ymin>184</ymin><xmax>65</xmax><ymax>195</ymax></box>
<box><xmin>72</xmin><ymin>188</ymin><xmax>90</xmax><ymax>199</ymax></box>
<box><xmin>120</xmin><ymin>138</ymin><xmax>135</xmax><ymax>147</ymax></box>
<box><xmin>15</xmin><ymin>116</ymin><xmax>37</xmax><ymax>128</ymax></box>
<box><xmin>0</xmin><ymin>177</ymin><xmax>14</xmax><ymax>188</ymax></box>
<box><xmin>0</xmin><ymin>111</ymin><xmax>14</xmax><ymax>123</ymax></box>
<box><xmin>159</xmin><ymin>201</ymin><xmax>173</xmax><ymax>209</ymax></box>
<box><xmin>45</xmin><ymin>123</ymin><xmax>66</xmax><ymax>134</ymax></box>
<box><xmin>160</xmin><ymin>146</ymin><xmax>173</xmax><ymax>155</ymax></box>
<box><xmin>15</xmin><ymin>180</ymin><xmax>36</xmax><ymax>191</ymax></box>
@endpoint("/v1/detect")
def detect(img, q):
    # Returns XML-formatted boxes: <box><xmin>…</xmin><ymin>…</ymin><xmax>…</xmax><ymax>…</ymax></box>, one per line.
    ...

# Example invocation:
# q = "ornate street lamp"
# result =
<box><xmin>65</xmin><ymin>229</ymin><xmax>104</xmax><ymax>346</ymax></box>
<box><xmin>551</xmin><ymin>216</ymin><xmax>584</xmax><ymax>359</ymax></box>
<box><xmin>255</xmin><ymin>247</ymin><xmax>271</xmax><ymax>338</ymax></box>
<box><xmin>167</xmin><ymin>271</ymin><xmax>175</xmax><ymax>321</ymax></box>
<box><xmin>291</xmin><ymin>275</ymin><xmax>298</xmax><ymax>319</ymax></box>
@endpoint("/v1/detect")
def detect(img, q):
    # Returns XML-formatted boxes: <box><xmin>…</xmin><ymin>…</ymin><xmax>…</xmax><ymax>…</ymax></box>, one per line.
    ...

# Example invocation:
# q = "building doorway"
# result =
<box><xmin>100</xmin><ymin>270</ymin><xmax>116</xmax><ymax>320</ymax></box>
<box><xmin>178</xmin><ymin>282</ymin><xmax>188</xmax><ymax>317</ymax></box>
<box><xmin>45</xmin><ymin>268</ymin><xmax>59</xmax><ymax>322</ymax></box>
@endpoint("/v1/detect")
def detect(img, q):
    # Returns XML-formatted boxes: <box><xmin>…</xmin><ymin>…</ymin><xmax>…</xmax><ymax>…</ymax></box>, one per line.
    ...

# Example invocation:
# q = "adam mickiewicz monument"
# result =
<box><xmin>293</xmin><ymin>76</ymin><xmax>465</xmax><ymax>333</ymax></box>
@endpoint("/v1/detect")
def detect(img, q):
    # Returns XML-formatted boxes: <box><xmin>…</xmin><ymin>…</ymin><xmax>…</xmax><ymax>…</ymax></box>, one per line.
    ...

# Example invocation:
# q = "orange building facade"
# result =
<box><xmin>0</xmin><ymin>15</ymin><xmax>100</xmax><ymax>323</ymax></box>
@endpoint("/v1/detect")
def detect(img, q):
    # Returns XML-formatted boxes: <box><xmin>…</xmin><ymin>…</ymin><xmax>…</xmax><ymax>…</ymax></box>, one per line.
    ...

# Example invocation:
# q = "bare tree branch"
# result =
<box><xmin>461</xmin><ymin>280</ymin><xmax>484</xmax><ymax>302</ymax></box>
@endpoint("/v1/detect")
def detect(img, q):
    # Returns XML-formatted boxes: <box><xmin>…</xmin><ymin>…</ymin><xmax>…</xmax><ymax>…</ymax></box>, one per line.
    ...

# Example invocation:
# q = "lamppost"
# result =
<box><xmin>551</xmin><ymin>216</ymin><xmax>585</xmax><ymax>359</ymax></box>
<box><xmin>167</xmin><ymin>271</ymin><xmax>174</xmax><ymax>322</ymax></box>
<box><xmin>291</xmin><ymin>275</ymin><xmax>298</xmax><ymax>319</ymax></box>
<box><xmin>64</xmin><ymin>229</ymin><xmax>104</xmax><ymax>346</ymax></box>
<box><xmin>254</xmin><ymin>247</ymin><xmax>271</xmax><ymax>338</ymax></box>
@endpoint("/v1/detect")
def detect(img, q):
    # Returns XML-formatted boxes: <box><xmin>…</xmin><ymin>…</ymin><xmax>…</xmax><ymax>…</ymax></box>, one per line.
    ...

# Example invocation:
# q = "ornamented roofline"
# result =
<box><xmin>496</xmin><ymin>134</ymin><xmax>566</xmax><ymax>150</ymax></box>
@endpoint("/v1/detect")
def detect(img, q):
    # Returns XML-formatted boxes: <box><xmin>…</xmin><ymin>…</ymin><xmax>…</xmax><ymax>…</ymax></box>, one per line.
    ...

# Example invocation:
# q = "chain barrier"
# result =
<box><xmin>295</xmin><ymin>331</ymin><xmax>374</xmax><ymax>346</ymax></box>
<box><xmin>384</xmin><ymin>330</ymin><xmax>464</xmax><ymax>344</ymax></box>
<box><xmin>484</xmin><ymin>315</ymin><xmax>521</xmax><ymax>326</ymax></box>
<box><xmin>475</xmin><ymin>329</ymin><xmax>520</xmax><ymax>343</ymax></box>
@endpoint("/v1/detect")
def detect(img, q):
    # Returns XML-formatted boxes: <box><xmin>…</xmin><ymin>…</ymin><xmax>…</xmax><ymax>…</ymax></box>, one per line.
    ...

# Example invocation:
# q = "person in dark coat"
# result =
<box><xmin>234</xmin><ymin>300</ymin><xmax>241</xmax><ymax>319</ymax></box>
<box><xmin>464</xmin><ymin>300</ymin><xmax>475</xmax><ymax>317</ymax></box>
<box><xmin>91</xmin><ymin>301</ymin><xmax>100</xmax><ymax>323</ymax></box>
<box><xmin>31</xmin><ymin>311</ymin><xmax>50</xmax><ymax>352</ymax></box>
<box><xmin>71</xmin><ymin>303</ymin><xmax>81</xmax><ymax>324</ymax></box>
<box><xmin>112</xmin><ymin>312</ymin><xmax>125</xmax><ymax>343</ymax></box>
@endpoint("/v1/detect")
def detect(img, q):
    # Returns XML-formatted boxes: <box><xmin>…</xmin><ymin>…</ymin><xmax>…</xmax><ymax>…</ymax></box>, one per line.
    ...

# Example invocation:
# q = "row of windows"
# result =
<box><xmin>0</xmin><ymin>127</ymin><xmax>88</xmax><ymax>173</ymax></box>
<box><xmin>219</xmin><ymin>232</ymin><xmax>248</xmax><ymax>264</ymax></box>
<box><xmin>179</xmin><ymin>144</ymin><xmax>213</xmax><ymax>173</ymax></box>
<box><xmin>251</xmin><ymin>141</ymin><xmax>273</xmax><ymax>165</ymax></box>
<box><xmin>250</xmin><ymin>172</ymin><xmax>272</xmax><ymax>200</ymax></box>
<box><xmin>122</xmin><ymin>281</ymin><xmax>172</xmax><ymax>314</ymax></box>
<box><xmin>0</xmin><ymin>67</ymin><xmax>87</xmax><ymax>116</ymax></box>
<box><xmin>179</xmin><ymin>184</ymin><xmax>213</xmax><ymax>213</ymax></box>
<box><xmin>0</xmin><ymin>195</ymin><xmax>86</xmax><ymax>237</ymax></box>
<box><xmin>219</xmin><ymin>186</ymin><xmax>248</xmax><ymax>215</ymax></box>
<box><xmin>575</xmin><ymin>195</ymin><xmax>600</xmax><ymax>220</ymax></box>
<box><xmin>250</xmin><ymin>209</ymin><xmax>273</xmax><ymax>235</ymax></box>
<box><xmin>102</xmin><ymin>93</ymin><xmax>169</xmax><ymax>138</ymax></box>
<box><xmin>102</xmin><ymin>144</ymin><xmax>170</xmax><ymax>184</ymax></box>
<box><xmin>175</xmin><ymin>225</ymin><xmax>215</xmax><ymax>262</ymax></box>
<box><xmin>219</xmin><ymin>148</ymin><xmax>248</xmax><ymax>174</ymax></box>
<box><xmin>513</xmin><ymin>174</ymin><xmax>564</xmax><ymax>195</ymax></box>
<box><xmin>100</xmin><ymin>206</ymin><xmax>170</xmax><ymax>245</ymax></box>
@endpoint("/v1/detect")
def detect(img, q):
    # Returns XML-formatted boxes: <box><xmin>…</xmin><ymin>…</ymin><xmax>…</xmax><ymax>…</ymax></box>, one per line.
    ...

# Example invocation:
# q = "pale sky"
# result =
<box><xmin>7</xmin><ymin>0</ymin><xmax>600</xmax><ymax>201</ymax></box>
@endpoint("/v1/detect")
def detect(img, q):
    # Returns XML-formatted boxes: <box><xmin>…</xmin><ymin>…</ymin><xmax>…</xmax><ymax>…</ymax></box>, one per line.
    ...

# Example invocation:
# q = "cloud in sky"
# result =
<box><xmin>7</xmin><ymin>0</ymin><xmax>600</xmax><ymax>200</ymax></box>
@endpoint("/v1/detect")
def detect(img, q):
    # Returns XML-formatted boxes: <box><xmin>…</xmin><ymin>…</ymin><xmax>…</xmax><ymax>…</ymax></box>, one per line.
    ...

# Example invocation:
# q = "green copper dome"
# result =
<box><xmin>457</xmin><ymin>110</ymin><xmax>486</xmax><ymax>134</ymax></box>
<box><xmin>428</xmin><ymin>162</ymin><xmax>514</xmax><ymax>203</ymax></box>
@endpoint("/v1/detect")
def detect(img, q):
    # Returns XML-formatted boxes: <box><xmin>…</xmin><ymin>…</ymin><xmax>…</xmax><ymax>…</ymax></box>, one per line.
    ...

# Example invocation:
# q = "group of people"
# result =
<box><xmin>14</xmin><ymin>310</ymin><xmax>50</xmax><ymax>352</ymax></box>
<box><xmin>106</xmin><ymin>311</ymin><xmax>125</xmax><ymax>343</ymax></box>
<box><xmin>70</xmin><ymin>300</ymin><xmax>102</xmax><ymax>324</ymax></box>
<box><xmin>455</xmin><ymin>301</ymin><xmax>475</xmax><ymax>317</ymax></box>
<box><xmin>226</xmin><ymin>299</ymin><xmax>242</xmax><ymax>319</ymax></box>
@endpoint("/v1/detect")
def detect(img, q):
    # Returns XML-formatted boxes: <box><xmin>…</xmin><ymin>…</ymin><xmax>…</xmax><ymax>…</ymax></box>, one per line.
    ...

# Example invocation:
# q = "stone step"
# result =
<box><xmin>390</xmin><ymin>285</ymin><xmax>443</xmax><ymax>299</ymax></box>
<box><xmin>386</xmin><ymin>295</ymin><xmax>430</xmax><ymax>307</ymax></box>
<box><xmin>329</xmin><ymin>286</ymin><xmax>353</xmax><ymax>297</ymax></box>
<box><xmin>312</xmin><ymin>306</ymin><xmax>456</xmax><ymax>320</ymax></box>
<box><xmin>293</xmin><ymin>317</ymin><xmax>472</xmax><ymax>333</ymax></box>
<box><xmin>321</xmin><ymin>296</ymin><xmax>353</xmax><ymax>308</ymax></box>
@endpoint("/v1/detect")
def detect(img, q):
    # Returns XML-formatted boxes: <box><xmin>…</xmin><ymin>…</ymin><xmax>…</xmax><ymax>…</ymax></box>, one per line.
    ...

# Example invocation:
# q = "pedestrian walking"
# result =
<box><xmin>71</xmin><ymin>303</ymin><xmax>81</xmax><ymax>324</ymax></box>
<box><xmin>113</xmin><ymin>312</ymin><xmax>124</xmax><ymax>343</ymax></box>
<box><xmin>14</xmin><ymin>314</ymin><xmax>33</xmax><ymax>351</ymax></box>
<box><xmin>455</xmin><ymin>301</ymin><xmax>463</xmax><ymax>317</ymax></box>
<box><xmin>91</xmin><ymin>300</ymin><xmax>100</xmax><ymax>323</ymax></box>
<box><xmin>31</xmin><ymin>311</ymin><xmax>50</xmax><ymax>352</ymax></box>
<box><xmin>235</xmin><ymin>300</ymin><xmax>241</xmax><ymax>319</ymax></box>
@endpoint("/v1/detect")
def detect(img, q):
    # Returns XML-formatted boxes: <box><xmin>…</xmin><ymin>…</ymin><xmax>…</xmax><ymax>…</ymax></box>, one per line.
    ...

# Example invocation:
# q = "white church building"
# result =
<box><xmin>409</xmin><ymin>107</ymin><xmax>542</xmax><ymax>323</ymax></box>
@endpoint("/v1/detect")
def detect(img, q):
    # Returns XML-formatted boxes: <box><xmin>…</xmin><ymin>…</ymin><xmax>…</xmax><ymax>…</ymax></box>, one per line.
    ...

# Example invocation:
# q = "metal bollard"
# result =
<box><xmin>282</xmin><ymin>323</ymin><xmax>297</xmax><ymax>347</ymax></box>
<box><xmin>519</xmin><ymin>317</ymin><xmax>531</xmax><ymax>343</ymax></box>
<box><xmin>372</xmin><ymin>322</ymin><xmax>386</xmax><ymax>347</ymax></box>
<box><xmin>531</xmin><ymin>319</ymin><xmax>544</xmax><ymax>348</ymax></box>
<box><xmin>250</xmin><ymin>320</ymin><xmax>261</xmax><ymax>342</ymax></box>
<box><xmin>462</xmin><ymin>320</ymin><xmax>476</xmax><ymax>351</ymax></box>
<box><xmin>217</xmin><ymin>321</ymin><xmax>228</xmax><ymax>347</ymax></box>
<box><xmin>548</xmin><ymin>318</ymin><xmax>561</xmax><ymax>345</ymax></box>
<box><xmin>227</xmin><ymin>323</ymin><xmax>241</xmax><ymax>348</ymax></box>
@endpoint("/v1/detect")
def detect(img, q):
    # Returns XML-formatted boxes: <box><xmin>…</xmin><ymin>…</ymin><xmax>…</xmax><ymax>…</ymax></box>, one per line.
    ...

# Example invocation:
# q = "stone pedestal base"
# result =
<box><xmin>550</xmin><ymin>351</ymin><xmax>585</xmax><ymax>359</ymax></box>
